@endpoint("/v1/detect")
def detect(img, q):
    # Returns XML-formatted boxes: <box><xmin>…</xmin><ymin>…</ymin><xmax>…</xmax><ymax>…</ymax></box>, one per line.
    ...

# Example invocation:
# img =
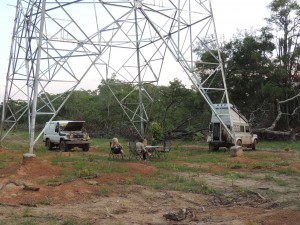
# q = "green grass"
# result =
<box><xmin>1</xmin><ymin>135</ymin><xmax>299</xmax><ymax>202</ymax></box>
<box><xmin>245</xmin><ymin>152</ymin><xmax>278</xmax><ymax>160</ymax></box>
<box><xmin>264</xmin><ymin>174</ymin><xmax>288</xmax><ymax>186</ymax></box>
<box><xmin>251</xmin><ymin>161</ymin><xmax>271</xmax><ymax>169</ymax></box>
<box><xmin>0</xmin><ymin>153</ymin><xmax>22</xmax><ymax>169</ymax></box>
<box><xmin>258</xmin><ymin>140</ymin><xmax>300</xmax><ymax>151</ymax></box>
<box><xmin>147</xmin><ymin>172</ymin><xmax>216</xmax><ymax>194</ymax></box>
<box><xmin>96</xmin><ymin>187</ymin><xmax>110</xmax><ymax>196</ymax></box>
<box><xmin>276</xmin><ymin>166</ymin><xmax>300</xmax><ymax>176</ymax></box>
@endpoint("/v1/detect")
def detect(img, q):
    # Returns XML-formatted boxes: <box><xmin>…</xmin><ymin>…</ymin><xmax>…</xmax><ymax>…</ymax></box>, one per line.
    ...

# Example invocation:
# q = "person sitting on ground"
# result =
<box><xmin>136</xmin><ymin>138</ymin><xmax>151</xmax><ymax>160</ymax></box>
<box><xmin>111</xmin><ymin>137</ymin><xmax>125</xmax><ymax>155</ymax></box>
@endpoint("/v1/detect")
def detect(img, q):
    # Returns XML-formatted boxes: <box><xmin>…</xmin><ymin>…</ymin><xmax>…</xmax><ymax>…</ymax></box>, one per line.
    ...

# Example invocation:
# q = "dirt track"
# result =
<box><xmin>0</xmin><ymin>146</ymin><xmax>300</xmax><ymax>224</ymax></box>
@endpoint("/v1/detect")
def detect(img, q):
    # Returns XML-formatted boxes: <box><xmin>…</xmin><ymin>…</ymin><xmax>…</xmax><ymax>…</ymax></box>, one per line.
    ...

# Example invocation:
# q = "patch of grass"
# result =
<box><xmin>1</xmin><ymin>131</ymin><xmax>46</xmax><ymax>153</ymax></box>
<box><xmin>61</xmin><ymin>218</ymin><xmax>94</xmax><ymax>225</ymax></box>
<box><xmin>264</xmin><ymin>174</ymin><xmax>276</xmax><ymax>182</ymax></box>
<box><xmin>212</xmin><ymin>171</ymin><xmax>231</xmax><ymax>176</ymax></box>
<box><xmin>275</xmin><ymin>179</ymin><xmax>288</xmax><ymax>186</ymax></box>
<box><xmin>186</xmin><ymin>154</ymin><xmax>224</xmax><ymax>164</ymax></box>
<box><xmin>134</xmin><ymin>175</ymin><xmax>146</xmax><ymax>185</ymax></box>
<box><xmin>149</xmin><ymin>172</ymin><xmax>216</xmax><ymax>194</ymax></box>
<box><xmin>19</xmin><ymin>219</ymin><xmax>40</xmax><ymax>225</ymax></box>
<box><xmin>51</xmin><ymin>156</ymin><xmax>130</xmax><ymax>182</ymax></box>
<box><xmin>45</xmin><ymin>176</ymin><xmax>61</xmax><ymax>183</ymax></box>
<box><xmin>50</xmin><ymin>155</ymin><xmax>81</xmax><ymax>165</ymax></box>
<box><xmin>36</xmin><ymin>196</ymin><xmax>52</xmax><ymax>206</ymax></box>
<box><xmin>0</xmin><ymin>153</ymin><xmax>22</xmax><ymax>169</ymax></box>
<box><xmin>275</xmin><ymin>160</ymin><xmax>290</xmax><ymax>166</ymax></box>
<box><xmin>77</xmin><ymin>168</ymin><xmax>98</xmax><ymax>178</ymax></box>
<box><xmin>251</xmin><ymin>161</ymin><xmax>271</xmax><ymax>169</ymax></box>
<box><xmin>295</xmin><ymin>201</ymin><xmax>300</xmax><ymax>211</ymax></box>
<box><xmin>22</xmin><ymin>208</ymin><xmax>31</xmax><ymax>217</ymax></box>
<box><xmin>223</xmin><ymin>161</ymin><xmax>243</xmax><ymax>169</ymax></box>
<box><xmin>264</xmin><ymin>175</ymin><xmax>288</xmax><ymax>186</ymax></box>
<box><xmin>169</xmin><ymin>176</ymin><xmax>215</xmax><ymax>194</ymax></box>
<box><xmin>258</xmin><ymin>141</ymin><xmax>300</xmax><ymax>151</ymax></box>
<box><xmin>284</xmin><ymin>145</ymin><xmax>291</xmax><ymax>152</ymax></box>
<box><xmin>153</xmin><ymin>161</ymin><xmax>201</xmax><ymax>173</ymax></box>
<box><xmin>276</xmin><ymin>167</ymin><xmax>300</xmax><ymax>176</ymax></box>
<box><xmin>225</xmin><ymin>172</ymin><xmax>248</xmax><ymax>187</ymax></box>
<box><xmin>63</xmin><ymin>173</ymin><xmax>77</xmax><ymax>183</ymax></box>
<box><xmin>244</xmin><ymin>221</ymin><xmax>259</xmax><ymax>225</ymax></box>
<box><xmin>96</xmin><ymin>187</ymin><xmax>109</xmax><ymax>196</ymax></box>
<box><xmin>151</xmin><ymin>182</ymin><xmax>164</xmax><ymax>190</ymax></box>
<box><xmin>247</xmin><ymin>152</ymin><xmax>278</xmax><ymax>160</ymax></box>
<box><xmin>236</xmin><ymin>187</ymin><xmax>256</xmax><ymax>197</ymax></box>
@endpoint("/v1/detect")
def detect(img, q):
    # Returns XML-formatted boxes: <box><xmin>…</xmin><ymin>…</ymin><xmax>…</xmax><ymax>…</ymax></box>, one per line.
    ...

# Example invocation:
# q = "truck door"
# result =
<box><xmin>212</xmin><ymin>123</ymin><xmax>221</xmax><ymax>141</ymax></box>
<box><xmin>243</xmin><ymin>126</ymin><xmax>252</xmax><ymax>145</ymax></box>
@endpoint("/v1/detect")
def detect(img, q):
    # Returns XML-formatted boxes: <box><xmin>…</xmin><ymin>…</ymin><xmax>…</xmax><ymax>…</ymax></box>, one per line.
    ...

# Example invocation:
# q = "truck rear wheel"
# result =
<box><xmin>46</xmin><ymin>139</ymin><xmax>53</xmax><ymax>150</ymax></box>
<box><xmin>208</xmin><ymin>144</ymin><xmax>219</xmax><ymax>151</ymax></box>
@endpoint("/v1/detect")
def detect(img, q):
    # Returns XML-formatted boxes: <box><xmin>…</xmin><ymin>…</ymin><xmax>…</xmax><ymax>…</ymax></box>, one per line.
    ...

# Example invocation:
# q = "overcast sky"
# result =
<box><xmin>0</xmin><ymin>0</ymin><xmax>272</xmax><ymax>100</ymax></box>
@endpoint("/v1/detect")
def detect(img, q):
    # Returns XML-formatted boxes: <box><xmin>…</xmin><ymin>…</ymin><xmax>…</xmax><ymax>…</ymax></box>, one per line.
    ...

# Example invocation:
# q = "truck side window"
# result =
<box><xmin>55</xmin><ymin>124</ymin><xmax>59</xmax><ymax>132</ymax></box>
<box><xmin>245</xmin><ymin>126</ymin><xmax>250</xmax><ymax>132</ymax></box>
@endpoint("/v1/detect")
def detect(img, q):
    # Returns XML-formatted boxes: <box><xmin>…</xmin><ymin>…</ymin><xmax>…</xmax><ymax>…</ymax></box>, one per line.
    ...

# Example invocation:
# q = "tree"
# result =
<box><xmin>267</xmin><ymin>0</ymin><xmax>300</xmax><ymax>81</ymax></box>
<box><xmin>223</xmin><ymin>30</ymin><xmax>275</xmax><ymax>123</ymax></box>
<box><xmin>264</xmin><ymin>0</ymin><xmax>300</xmax><ymax>137</ymax></box>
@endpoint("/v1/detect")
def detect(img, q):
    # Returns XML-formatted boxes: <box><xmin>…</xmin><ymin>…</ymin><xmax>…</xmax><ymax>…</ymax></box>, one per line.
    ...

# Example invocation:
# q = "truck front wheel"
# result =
<box><xmin>251</xmin><ymin>140</ymin><xmax>257</xmax><ymax>150</ymax></box>
<box><xmin>83</xmin><ymin>143</ymin><xmax>90</xmax><ymax>151</ymax></box>
<box><xmin>59</xmin><ymin>141</ymin><xmax>68</xmax><ymax>152</ymax></box>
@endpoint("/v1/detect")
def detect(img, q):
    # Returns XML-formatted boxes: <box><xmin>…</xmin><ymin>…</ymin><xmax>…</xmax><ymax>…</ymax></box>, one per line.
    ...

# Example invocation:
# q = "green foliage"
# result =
<box><xmin>150</xmin><ymin>121</ymin><xmax>164</xmax><ymax>142</ymax></box>
<box><xmin>193</xmin><ymin>132</ymin><xmax>205</xmax><ymax>142</ymax></box>
<box><xmin>96</xmin><ymin>187</ymin><xmax>109</xmax><ymax>196</ymax></box>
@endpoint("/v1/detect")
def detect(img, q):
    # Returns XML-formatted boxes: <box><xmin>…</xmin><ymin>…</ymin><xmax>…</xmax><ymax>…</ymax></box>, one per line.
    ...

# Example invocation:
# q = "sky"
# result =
<box><xmin>0</xmin><ymin>0</ymin><xmax>273</xmax><ymax>101</ymax></box>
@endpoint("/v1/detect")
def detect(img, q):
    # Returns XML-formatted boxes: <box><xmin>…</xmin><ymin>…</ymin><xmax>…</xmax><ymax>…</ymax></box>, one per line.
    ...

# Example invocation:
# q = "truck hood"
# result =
<box><xmin>62</xmin><ymin>121</ymin><xmax>85</xmax><ymax>131</ymax></box>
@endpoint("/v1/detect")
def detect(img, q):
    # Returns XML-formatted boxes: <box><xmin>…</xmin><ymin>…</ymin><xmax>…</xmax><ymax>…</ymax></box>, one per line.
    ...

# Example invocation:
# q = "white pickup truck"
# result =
<box><xmin>43</xmin><ymin>120</ymin><xmax>90</xmax><ymax>151</ymax></box>
<box><xmin>207</xmin><ymin>104</ymin><xmax>258</xmax><ymax>150</ymax></box>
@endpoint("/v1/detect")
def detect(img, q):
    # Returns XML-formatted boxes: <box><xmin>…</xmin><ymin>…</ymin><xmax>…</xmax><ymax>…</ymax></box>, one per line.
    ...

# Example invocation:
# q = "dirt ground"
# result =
<box><xmin>0</xmin><ymin>146</ymin><xmax>300</xmax><ymax>225</ymax></box>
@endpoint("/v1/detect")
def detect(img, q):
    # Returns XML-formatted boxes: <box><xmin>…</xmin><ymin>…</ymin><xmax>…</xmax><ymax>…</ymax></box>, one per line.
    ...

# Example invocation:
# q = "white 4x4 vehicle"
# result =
<box><xmin>207</xmin><ymin>104</ymin><xmax>258</xmax><ymax>150</ymax></box>
<box><xmin>43</xmin><ymin>120</ymin><xmax>90</xmax><ymax>151</ymax></box>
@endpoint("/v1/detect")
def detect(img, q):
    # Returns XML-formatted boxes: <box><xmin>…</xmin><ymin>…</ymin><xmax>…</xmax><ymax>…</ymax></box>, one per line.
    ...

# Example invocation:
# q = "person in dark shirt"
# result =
<box><xmin>111</xmin><ymin>137</ymin><xmax>124</xmax><ymax>155</ymax></box>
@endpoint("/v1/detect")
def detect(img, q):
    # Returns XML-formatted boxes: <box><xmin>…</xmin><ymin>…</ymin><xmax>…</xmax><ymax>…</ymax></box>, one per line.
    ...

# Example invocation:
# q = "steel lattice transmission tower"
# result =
<box><xmin>1</xmin><ymin>0</ymin><xmax>233</xmax><ymax>154</ymax></box>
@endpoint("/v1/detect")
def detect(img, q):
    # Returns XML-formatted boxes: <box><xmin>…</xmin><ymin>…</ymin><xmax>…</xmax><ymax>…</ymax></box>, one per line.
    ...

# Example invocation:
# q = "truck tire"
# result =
<box><xmin>251</xmin><ymin>139</ymin><xmax>257</xmax><ymax>150</ymax></box>
<box><xmin>46</xmin><ymin>139</ymin><xmax>53</xmax><ymax>150</ymax></box>
<box><xmin>208</xmin><ymin>143</ymin><xmax>213</xmax><ymax>151</ymax></box>
<box><xmin>59</xmin><ymin>140</ymin><xmax>68</xmax><ymax>152</ymax></box>
<box><xmin>236</xmin><ymin>140</ymin><xmax>242</xmax><ymax>146</ymax></box>
<box><xmin>83</xmin><ymin>143</ymin><xmax>90</xmax><ymax>151</ymax></box>
<box><xmin>208</xmin><ymin>143</ymin><xmax>219</xmax><ymax>151</ymax></box>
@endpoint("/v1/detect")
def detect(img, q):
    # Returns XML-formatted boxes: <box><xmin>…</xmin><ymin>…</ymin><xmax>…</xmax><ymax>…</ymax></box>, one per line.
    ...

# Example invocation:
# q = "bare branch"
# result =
<box><xmin>267</xmin><ymin>93</ymin><xmax>300</xmax><ymax>130</ymax></box>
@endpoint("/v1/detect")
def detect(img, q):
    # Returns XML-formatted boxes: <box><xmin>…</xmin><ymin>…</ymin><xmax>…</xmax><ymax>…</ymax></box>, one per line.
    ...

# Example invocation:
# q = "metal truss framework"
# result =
<box><xmin>0</xmin><ymin>0</ymin><xmax>233</xmax><ymax>153</ymax></box>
